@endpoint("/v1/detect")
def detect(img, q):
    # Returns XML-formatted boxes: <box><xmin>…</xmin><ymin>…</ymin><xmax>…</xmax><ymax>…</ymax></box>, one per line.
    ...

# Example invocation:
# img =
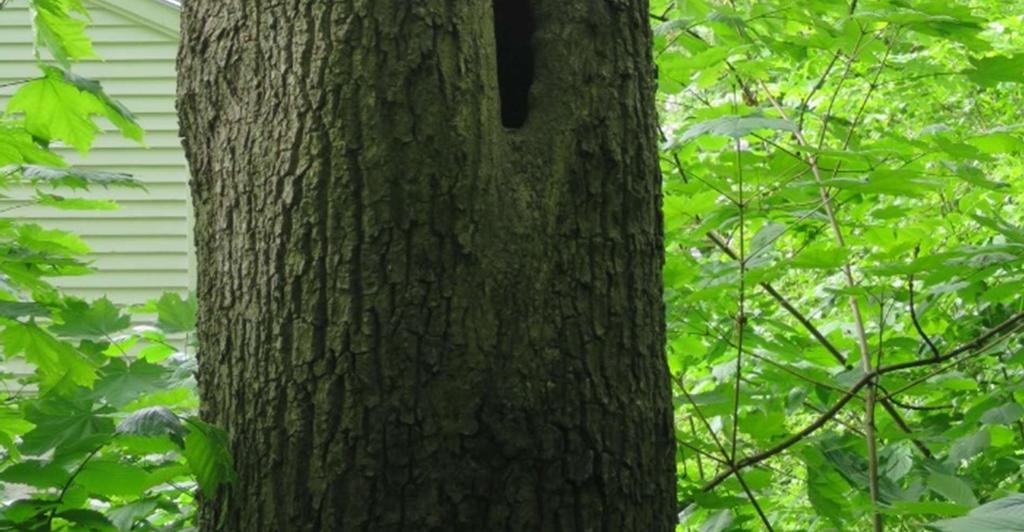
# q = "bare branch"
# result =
<box><xmin>697</xmin><ymin>312</ymin><xmax>1024</xmax><ymax>493</ymax></box>
<box><xmin>735</xmin><ymin>471</ymin><xmax>776</xmax><ymax>532</ymax></box>
<box><xmin>909</xmin><ymin>275</ymin><xmax>941</xmax><ymax>358</ymax></box>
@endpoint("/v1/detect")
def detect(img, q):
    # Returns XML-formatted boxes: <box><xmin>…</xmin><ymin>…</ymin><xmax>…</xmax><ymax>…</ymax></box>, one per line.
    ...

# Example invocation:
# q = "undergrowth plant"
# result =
<box><xmin>0</xmin><ymin>2</ymin><xmax>232</xmax><ymax>530</ymax></box>
<box><xmin>655</xmin><ymin>0</ymin><xmax>1024</xmax><ymax>530</ymax></box>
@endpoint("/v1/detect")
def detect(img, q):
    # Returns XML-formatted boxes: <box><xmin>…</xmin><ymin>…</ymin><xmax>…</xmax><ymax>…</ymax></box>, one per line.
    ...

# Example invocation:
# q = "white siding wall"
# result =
<box><xmin>0</xmin><ymin>0</ymin><xmax>189</xmax><ymax>305</ymax></box>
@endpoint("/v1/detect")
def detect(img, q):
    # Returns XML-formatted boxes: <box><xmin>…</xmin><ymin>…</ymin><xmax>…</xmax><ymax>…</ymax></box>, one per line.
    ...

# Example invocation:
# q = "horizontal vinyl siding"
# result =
<box><xmin>13</xmin><ymin>218</ymin><xmax>187</xmax><ymax>236</ymax></box>
<box><xmin>0</xmin><ymin>42</ymin><xmax>179</xmax><ymax>60</ymax></box>
<box><xmin>1</xmin><ymin>59</ymin><xmax>177</xmax><ymax>80</ymax></box>
<box><xmin>0</xmin><ymin>26</ymin><xmax>171</xmax><ymax>42</ymax></box>
<box><xmin>0</xmin><ymin>0</ymin><xmax>189</xmax><ymax>306</ymax></box>
<box><xmin>0</xmin><ymin>8</ymin><xmax>156</xmax><ymax>27</ymax></box>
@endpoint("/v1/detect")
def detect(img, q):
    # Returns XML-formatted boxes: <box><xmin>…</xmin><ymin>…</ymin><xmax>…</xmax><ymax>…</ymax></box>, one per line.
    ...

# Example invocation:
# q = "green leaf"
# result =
<box><xmin>928</xmin><ymin>494</ymin><xmax>1024</xmax><ymax>531</ymax></box>
<box><xmin>54</xmin><ymin>509</ymin><xmax>116</xmax><ymax>532</ymax></box>
<box><xmin>680</xmin><ymin>115</ymin><xmax>797</xmax><ymax>143</ymax></box>
<box><xmin>886</xmin><ymin>500</ymin><xmax>970</xmax><ymax>517</ymax></box>
<box><xmin>0</xmin><ymin>301</ymin><xmax>51</xmax><ymax>319</ymax></box>
<box><xmin>980</xmin><ymin>403</ymin><xmax>1024</xmax><ymax>426</ymax></box>
<box><xmin>19</xmin><ymin>398</ymin><xmax>113</xmax><ymax>456</ymax></box>
<box><xmin>664</xmin><ymin>190</ymin><xmax>720</xmax><ymax>223</ymax></box>
<box><xmin>107</xmin><ymin>501</ymin><xmax>157</xmax><ymax>532</ymax></box>
<box><xmin>153</xmin><ymin>293</ymin><xmax>197</xmax><ymax>334</ymax></box>
<box><xmin>0</xmin><ymin>322</ymin><xmax>96</xmax><ymax>388</ymax></box>
<box><xmin>19</xmin><ymin>165</ymin><xmax>143</xmax><ymax>191</ymax></box>
<box><xmin>947</xmin><ymin>429</ymin><xmax>990</xmax><ymax>466</ymax></box>
<box><xmin>50</xmin><ymin>297</ymin><xmax>130</xmax><ymax>338</ymax></box>
<box><xmin>698</xmin><ymin>509</ymin><xmax>734</xmax><ymax>532</ymax></box>
<box><xmin>0</xmin><ymin>125</ymin><xmax>66</xmax><ymax>166</ymax></box>
<box><xmin>967</xmin><ymin>133</ymin><xmax>1024</xmax><ymax>154</ymax></box>
<box><xmin>93</xmin><ymin>359</ymin><xmax>171</xmax><ymax>408</ymax></box>
<box><xmin>60</xmin><ymin>69</ymin><xmax>144</xmax><ymax>143</ymax></box>
<box><xmin>970</xmin><ymin>214</ymin><xmax>1024</xmax><ymax>244</ymax></box>
<box><xmin>653</xmin><ymin>17</ymin><xmax>694</xmax><ymax>36</ymax></box>
<box><xmin>0</xmin><ymin>407</ymin><xmax>35</xmax><ymax>444</ymax></box>
<box><xmin>0</xmin><ymin>460</ymin><xmax>69</xmax><ymax>489</ymax></box>
<box><xmin>143</xmin><ymin>462</ymin><xmax>190</xmax><ymax>489</ymax></box>
<box><xmin>750</xmin><ymin>222</ymin><xmax>786</xmax><ymax>258</ymax></box>
<box><xmin>29</xmin><ymin>0</ymin><xmax>97</xmax><ymax>66</ymax></box>
<box><xmin>183</xmin><ymin>418</ymin><xmax>236</xmax><ymax>496</ymax></box>
<box><xmin>803</xmin><ymin>446</ymin><xmax>855</xmax><ymax>525</ymax></box>
<box><xmin>6</xmin><ymin>66</ymin><xmax>102</xmax><ymax>153</ymax></box>
<box><xmin>136</xmin><ymin>342</ymin><xmax>176</xmax><ymax>363</ymax></box>
<box><xmin>966</xmin><ymin>54</ymin><xmax>1024</xmax><ymax>87</ymax></box>
<box><xmin>116</xmin><ymin>406</ymin><xmax>186</xmax><ymax>448</ymax></box>
<box><xmin>76</xmin><ymin>460</ymin><xmax>151</xmax><ymax>498</ymax></box>
<box><xmin>824</xmin><ymin>170</ymin><xmax>945</xmax><ymax>197</ymax></box>
<box><xmin>790</xmin><ymin>243</ymin><xmax>849</xmax><ymax>269</ymax></box>
<box><xmin>35</xmin><ymin>192</ymin><xmax>118</xmax><ymax>211</ymax></box>
<box><xmin>928</xmin><ymin>473</ymin><xmax>979</xmax><ymax>507</ymax></box>
<box><xmin>0</xmin><ymin>498</ymin><xmax>58</xmax><ymax>525</ymax></box>
<box><xmin>880</xmin><ymin>443</ymin><xmax>913</xmax><ymax>482</ymax></box>
<box><xmin>15</xmin><ymin>223</ymin><xmax>91</xmax><ymax>256</ymax></box>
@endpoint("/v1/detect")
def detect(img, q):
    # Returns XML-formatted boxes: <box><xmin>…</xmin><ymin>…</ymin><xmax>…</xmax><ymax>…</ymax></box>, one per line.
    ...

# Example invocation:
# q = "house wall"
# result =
<box><xmin>0</xmin><ymin>0</ymin><xmax>190</xmax><ymax>305</ymax></box>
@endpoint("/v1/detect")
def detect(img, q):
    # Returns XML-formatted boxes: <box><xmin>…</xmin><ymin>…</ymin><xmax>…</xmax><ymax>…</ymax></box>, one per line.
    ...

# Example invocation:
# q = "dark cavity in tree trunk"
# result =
<box><xmin>493</xmin><ymin>0</ymin><xmax>534</xmax><ymax>128</ymax></box>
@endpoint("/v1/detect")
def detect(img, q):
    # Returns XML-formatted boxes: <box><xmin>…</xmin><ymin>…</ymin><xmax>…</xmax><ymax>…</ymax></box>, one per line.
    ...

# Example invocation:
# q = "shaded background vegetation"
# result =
<box><xmin>656</xmin><ymin>0</ymin><xmax>1024</xmax><ymax>530</ymax></box>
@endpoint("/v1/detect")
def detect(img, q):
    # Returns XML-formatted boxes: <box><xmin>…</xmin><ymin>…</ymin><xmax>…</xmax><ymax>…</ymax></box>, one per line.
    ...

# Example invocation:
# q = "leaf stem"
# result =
<box><xmin>47</xmin><ymin>445</ymin><xmax>104</xmax><ymax>529</ymax></box>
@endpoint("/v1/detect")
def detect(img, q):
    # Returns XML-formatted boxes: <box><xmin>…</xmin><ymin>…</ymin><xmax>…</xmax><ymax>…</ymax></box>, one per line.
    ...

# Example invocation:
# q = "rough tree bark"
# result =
<box><xmin>177</xmin><ymin>1</ymin><xmax>675</xmax><ymax>530</ymax></box>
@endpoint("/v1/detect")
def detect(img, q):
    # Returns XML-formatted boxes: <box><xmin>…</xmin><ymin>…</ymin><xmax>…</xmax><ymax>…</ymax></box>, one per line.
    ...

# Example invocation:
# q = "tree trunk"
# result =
<box><xmin>177</xmin><ymin>1</ymin><xmax>675</xmax><ymax>530</ymax></box>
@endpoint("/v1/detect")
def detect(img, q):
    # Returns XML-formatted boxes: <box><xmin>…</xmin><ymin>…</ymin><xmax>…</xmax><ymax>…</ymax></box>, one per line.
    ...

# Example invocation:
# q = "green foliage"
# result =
<box><xmin>0</xmin><ymin>3</ymin><xmax>233</xmax><ymax>530</ymax></box>
<box><xmin>928</xmin><ymin>493</ymin><xmax>1024</xmax><ymax>530</ymax></box>
<box><xmin>656</xmin><ymin>0</ymin><xmax>1024</xmax><ymax>529</ymax></box>
<box><xmin>182</xmin><ymin>419</ymin><xmax>236</xmax><ymax>498</ymax></box>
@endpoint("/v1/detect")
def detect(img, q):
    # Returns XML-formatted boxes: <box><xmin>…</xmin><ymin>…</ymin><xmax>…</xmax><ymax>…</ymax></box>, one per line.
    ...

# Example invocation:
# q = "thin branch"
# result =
<box><xmin>698</xmin><ymin>313</ymin><xmax>1024</xmax><ymax>493</ymax></box>
<box><xmin>0</xmin><ymin>78</ymin><xmax>30</xmax><ymax>89</ymax></box>
<box><xmin>757</xmin><ymin>31</ymin><xmax>901</xmax><ymax>529</ymax></box>
<box><xmin>730</xmin><ymin>133</ymin><xmax>746</xmax><ymax>464</ymax></box>
<box><xmin>680</xmin><ymin>381</ymin><xmax>734</xmax><ymax>462</ymax></box>
<box><xmin>814</xmin><ymin>35</ymin><xmax>866</xmax><ymax>150</ymax></box>
<box><xmin>678</xmin><ymin>435</ymin><xmax>728</xmax><ymax>466</ymax></box>
<box><xmin>0</xmin><ymin>201</ymin><xmax>38</xmax><ymax>215</ymax></box>
<box><xmin>706</xmin><ymin>231</ymin><xmax>847</xmax><ymax>366</ymax></box>
<box><xmin>681</xmin><ymin>379</ymin><xmax>771</xmax><ymax>527</ymax></box>
<box><xmin>688</xmin><ymin>416</ymin><xmax>707</xmax><ymax>481</ymax></box>
<box><xmin>882</xmin><ymin>312</ymin><xmax>1024</xmax><ymax>375</ymax></box>
<box><xmin>878</xmin><ymin>399</ymin><xmax>932</xmax><ymax>458</ymax></box>
<box><xmin>735</xmin><ymin>470</ymin><xmax>776</xmax><ymax>532</ymax></box>
<box><xmin>833</xmin><ymin>29</ymin><xmax>901</xmax><ymax>163</ymax></box>
<box><xmin>687</xmin><ymin>114</ymin><xmax>936</xmax><ymax>472</ymax></box>
<box><xmin>909</xmin><ymin>275</ymin><xmax>941</xmax><ymax>358</ymax></box>
<box><xmin>884</xmin><ymin>397</ymin><xmax>951</xmax><ymax>411</ymax></box>
<box><xmin>798</xmin><ymin>50</ymin><xmax>843</xmax><ymax>132</ymax></box>
<box><xmin>746</xmin><ymin>351</ymin><xmax>855</xmax><ymax>396</ymax></box>
<box><xmin>670</xmin><ymin>152</ymin><xmax>739</xmax><ymax>204</ymax></box>
<box><xmin>709</xmin><ymin>225</ymin><xmax>934</xmax><ymax>459</ymax></box>
<box><xmin>699</xmin><ymin>370</ymin><xmax>873</xmax><ymax>493</ymax></box>
<box><xmin>880</xmin><ymin>319</ymin><xmax>1024</xmax><ymax>401</ymax></box>
<box><xmin>805</xmin><ymin>400</ymin><xmax>865</xmax><ymax>436</ymax></box>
